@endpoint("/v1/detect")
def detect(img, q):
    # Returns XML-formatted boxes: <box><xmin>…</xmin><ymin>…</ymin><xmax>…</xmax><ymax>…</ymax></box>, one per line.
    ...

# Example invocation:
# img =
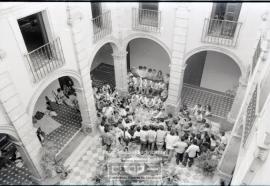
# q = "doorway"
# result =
<box><xmin>18</xmin><ymin>12</ymin><xmax>49</xmax><ymax>52</ymax></box>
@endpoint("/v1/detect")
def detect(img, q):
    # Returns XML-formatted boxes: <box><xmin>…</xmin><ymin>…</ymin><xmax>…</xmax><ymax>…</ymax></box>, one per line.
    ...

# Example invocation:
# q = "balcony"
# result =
<box><xmin>201</xmin><ymin>18</ymin><xmax>242</xmax><ymax>47</ymax></box>
<box><xmin>91</xmin><ymin>10</ymin><xmax>112</xmax><ymax>43</ymax></box>
<box><xmin>251</xmin><ymin>38</ymin><xmax>262</xmax><ymax>74</ymax></box>
<box><xmin>132</xmin><ymin>8</ymin><xmax>161</xmax><ymax>33</ymax></box>
<box><xmin>25</xmin><ymin>37</ymin><xmax>65</xmax><ymax>83</ymax></box>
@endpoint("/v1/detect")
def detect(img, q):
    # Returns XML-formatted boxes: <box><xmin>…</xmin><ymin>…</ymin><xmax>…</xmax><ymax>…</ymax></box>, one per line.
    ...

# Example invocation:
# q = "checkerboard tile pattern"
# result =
<box><xmin>61</xmin><ymin>137</ymin><xmax>215</xmax><ymax>185</ymax></box>
<box><xmin>182</xmin><ymin>84</ymin><xmax>234</xmax><ymax>118</ymax></box>
<box><xmin>91</xmin><ymin>63</ymin><xmax>115</xmax><ymax>88</ymax></box>
<box><xmin>46</xmin><ymin>102</ymin><xmax>82</xmax><ymax>153</ymax></box>
<box><xmin>60</xmin><ymin>135</ymin><xmax>104</xmax><ymax>185</ymax></box>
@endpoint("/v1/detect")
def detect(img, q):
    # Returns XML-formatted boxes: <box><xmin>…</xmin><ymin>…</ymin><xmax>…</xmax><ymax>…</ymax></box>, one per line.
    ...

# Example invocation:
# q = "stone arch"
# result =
<box><xmin>87</xmin><ymin>36</ymin><xmax>120</xmax><ymax>75</ymax></box>
<box><xmin>27</xmin><ymin>69</ymin><xmax>82</xmax><ymax>116</ymax></box>
<box><xmin>0</xmin><ymin>127</ymin><xmax>20</xmax><ymax>143</ymax></box>
<box><xmin>122</xmin><ymin>32</ymin><xmax>172</xmax><ymax>60</ymax></box>
<box><xmin>184</xmin><ymin>45</ymin><xmax>246</xmax><ymax>78</ymax></box>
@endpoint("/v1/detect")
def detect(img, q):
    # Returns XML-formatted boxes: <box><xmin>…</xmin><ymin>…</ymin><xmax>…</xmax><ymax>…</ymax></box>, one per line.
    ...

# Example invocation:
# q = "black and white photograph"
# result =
<box><xmin>0</xmin><ymin>1</ymin><xmax>269</xmax><ymax>185</ymax></box>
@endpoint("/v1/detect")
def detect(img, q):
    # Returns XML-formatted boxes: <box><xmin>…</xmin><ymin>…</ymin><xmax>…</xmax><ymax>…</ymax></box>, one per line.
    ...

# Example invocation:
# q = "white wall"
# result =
<box><xmin>0</xmin><ymin>3</ymin><xmax>81</xmax><ymax>111</ymax></box>
<box><xmin>232</xmin><ymin>93</ymin><xmax>270</xmax><ymax>185</ymax></box>
<box><xmin>200</xmin><ymin>51</ymin><xmax>241</xmax><ymax>92</ymax></box>
<box><xmin>91</xmin><ymin>44</ymin><xmax>114</xmax><ymax>71</ymax></box>
<box><xmin>258</xmin><ymin>72</ymin><xmax>270</xmax><ymax>112</ymax></box>
<box><xmin>185</xmin><ymin>3</ymin><xmax>269</xmax><ymax>78</ymax></box>
<box><xmin>129</xmin><ymin>38</ymin><xmax>170</xmax><ymax>74</ymax></box>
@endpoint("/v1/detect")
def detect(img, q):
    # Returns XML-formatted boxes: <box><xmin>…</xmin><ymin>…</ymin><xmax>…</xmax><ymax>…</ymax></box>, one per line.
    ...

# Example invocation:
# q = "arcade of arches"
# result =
<box><xmin>0</xmin><ymin>37</ymin><xmax>247</xmax><ymax>185</ymax></box>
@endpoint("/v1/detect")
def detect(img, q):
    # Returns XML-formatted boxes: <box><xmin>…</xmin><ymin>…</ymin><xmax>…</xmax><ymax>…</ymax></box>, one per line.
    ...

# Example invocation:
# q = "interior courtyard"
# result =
<box><xmin>0</xmin><ymin>1</ymin><xmax>270</xmax><ymax>185</ymax></box>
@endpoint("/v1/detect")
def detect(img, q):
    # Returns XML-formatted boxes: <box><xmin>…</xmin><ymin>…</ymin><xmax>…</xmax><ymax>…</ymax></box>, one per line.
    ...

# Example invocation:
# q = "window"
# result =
<box><xmin>138</xmin><ymin>3</ymin><xmax>159</xmax><ymax>27</ymax></box>
<box><xmin>211</xmin><ymin>3</ymin><xmax>242</xmax><ymax>21</ymax></box>
<box><xmin>208</xmin><ymin>3</ymin><xmax>242</xmax><ymax>38</ymax></box>
<box><xmin>91</xmin><ymin>2</ymin><xmax>102</xmax><ymax>27</ymax></box>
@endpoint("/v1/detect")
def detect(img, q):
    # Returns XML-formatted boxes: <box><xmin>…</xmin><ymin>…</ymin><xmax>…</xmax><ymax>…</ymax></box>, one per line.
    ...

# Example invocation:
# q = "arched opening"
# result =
<box><xmin>0</xmin><ymin>133</ymin><xmax>38</xmax><ymax>184</ymax></box>
<box><xmin>182</xmin><ymin>50</ymin><xmax>241</xmax><ymax>119</ymax></box>
<box><xmin>90</xmin><ymin>43</ymin><xmax>116</xmax><ymax>88</ymax></box>
<box><xmin>126</xmin><ymin>38</ymin><xmax>170</xmax><ymax>74</ymax></box>
<box><xmin>31</xmin><ymin>76</ymin><xmax>85</xmax><ymax>159</ymax></box>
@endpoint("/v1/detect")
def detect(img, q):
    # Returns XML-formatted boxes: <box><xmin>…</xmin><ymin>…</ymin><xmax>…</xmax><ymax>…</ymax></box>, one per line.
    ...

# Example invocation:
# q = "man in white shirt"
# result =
<box><xmin>183</xmin><ymin>140</ymin><xmax>200</xmax><ymax>167</ymax></box>
<box><xmin>220</xmin><ymin>132</ymin><xmax>228</xmax><ymax>146</ymax></box>
<box><xmin>173</xmin><ymin>136</ymin><xmax>188</xmax><ymax>165</ymax></box>
<box><xmin>165</xmin><ymin>131</ymin><xmax>179</xmax><ymax>161</ymax></box>
<box><xmin>148</xmin><ymin>125</ymin><xmax>157</xmax><ymax>154</ymax></box>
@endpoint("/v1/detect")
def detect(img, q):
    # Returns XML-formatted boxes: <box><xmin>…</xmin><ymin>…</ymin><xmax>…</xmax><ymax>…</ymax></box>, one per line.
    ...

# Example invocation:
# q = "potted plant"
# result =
<box><xmin>196</xmin><ymin>151</ymin><xmax>219</xmax><ymax>177</ymax></box>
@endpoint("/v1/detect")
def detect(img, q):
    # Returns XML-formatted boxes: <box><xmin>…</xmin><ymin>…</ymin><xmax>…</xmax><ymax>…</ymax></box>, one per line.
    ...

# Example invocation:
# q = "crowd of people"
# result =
<box><xmin>128</xmin><ymin>66</ymin><xmax>169</xmax><ymax>99</ymax></box>
<box><xmin>93</xmin><ymin>66</ymin><xmax>228</xmax><ymax>168</ymax></box>
<box><xmin>53</xmin><ymin>82</ymin><xmax>79</xmax><ymax>112</ymax></box>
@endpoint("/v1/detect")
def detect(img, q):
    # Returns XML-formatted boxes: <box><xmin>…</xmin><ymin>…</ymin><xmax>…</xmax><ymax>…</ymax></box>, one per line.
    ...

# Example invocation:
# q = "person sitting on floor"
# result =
<box><xmin>204</xmin><ymin>104</ymin><xmax>212</xmax><ymax>117</ymax></box>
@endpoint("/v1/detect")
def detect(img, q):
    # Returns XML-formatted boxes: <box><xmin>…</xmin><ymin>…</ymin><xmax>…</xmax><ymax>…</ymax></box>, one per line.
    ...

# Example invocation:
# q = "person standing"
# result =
<box><xmin>173</xmin><ymin>136</ymin><xmax>188</xmax><ymax>165</ymax></box>
<box><xmin>182</xmin><ymin>140</ymin><xmax>200</xmax><ymax>167</ymax></box>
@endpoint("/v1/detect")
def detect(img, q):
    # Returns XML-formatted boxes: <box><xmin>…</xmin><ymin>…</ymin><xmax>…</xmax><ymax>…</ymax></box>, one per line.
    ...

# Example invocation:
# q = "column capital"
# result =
<box><xmin>112</xmin><ymin>50</ymin><xmax>128</xmax><ymax>60</ymax></box>
<box><xmin>180</xmin><ymin>64</ymin><xmax>187</xmax><ymax>72</ymax></box>
<box><xmin>238</xmin><ymin>78</ymin><xmax>248</xmax><ymax>88</ymax></box>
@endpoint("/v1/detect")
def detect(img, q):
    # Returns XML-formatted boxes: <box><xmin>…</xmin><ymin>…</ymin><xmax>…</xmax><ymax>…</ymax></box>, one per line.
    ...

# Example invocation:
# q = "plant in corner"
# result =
<box><xmin>196</xmin><ymin>151</ymin><xmax>219</xmax><ymax>177</ymax></box>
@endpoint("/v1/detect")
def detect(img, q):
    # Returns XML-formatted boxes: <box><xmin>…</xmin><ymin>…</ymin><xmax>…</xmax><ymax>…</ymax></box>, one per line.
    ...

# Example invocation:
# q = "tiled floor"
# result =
<box><xmin>60</xmin><ymin>137</ymin><xmax>216</xmax><ymax>185</ymax></box>
<box><xmin>0</xmin><ymin>163</ymin><xmax>35</xmax><ymax>185</ymax></box>
<box><xmin>0</xmin><ymin>144</ymin><xmax>36</xmax><ymax>185</ymax></box>
<box><xmin>60</xmin><ymin>134</ymin><xmax>103</xmax><ymax>185</ymax></box>
<box><xmin>46</xmin><ymin>102</ymin><xmax>82</xmax><ymax>153</ymax></box>
<box><xmin>182</xmin><ymin>84</ymin><xmax>234</xmax><ymax>118</ymax></box>
<box><xmin>91</xmin><ymin>63</ymin><xmax>115</xmax><ymax>88</ymax></box>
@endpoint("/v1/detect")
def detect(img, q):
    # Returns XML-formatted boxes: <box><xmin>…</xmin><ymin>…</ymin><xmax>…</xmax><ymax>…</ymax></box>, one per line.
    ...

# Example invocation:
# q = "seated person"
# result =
<box><xmin>146</xmin><ymin>68</ymin><xmax>153</xmax><ymax>80</ymax></box>
<box><xmin>192</xmin><ymin>104</ymin><xmax>202</xmax><ymax>114</ymax></box>
<box><xmin>194</xmin><ymin>110</ymin><xmax>203</xmax><ymax>122</ymax></box>
<box><xmin>163</xmin><ymin>74</ymin><xmax>170</xmax><ymax>85</ymax></box>
<box><xmin>152</xmin><ymin>69</ymin><xmax>158</xmax><ymax>81</ymax></box>
<box><xmin>204</xmin><ymin>104</ymin><xmax>212</xmax><ymax>116</ymax></box>
<box><xmin>55</xmin><ymin>88</ymin><xmax>66</xmax><ymax>104</ymax></box>
<box><xmin>220</xmin><ymin>131</ymin><xmax>228</xmax><ymax>146</ymax></box>
<box><xmin>156</xmin><ymin>70</ymin><xmax>163</xmax><ymax>81</ymax></box>
<box><xmin>141</xmin><ymin>66</ymin><xmax>148</xmax><ymax>78</ymax></box>
<box><xmin>131</xmin><ymin>67</ymin><xmax>139</xmax><ymax>76</ymax></box>
<box><xmin>161</xmin><ymin>89</ymin><xmax>168</xmax><ymax>101</ymax></box>
<box><xmin>136</xmin><ymin>66</ymin><xmax>143</xmax><ymax>77</ymax></box>
<box><xmin>146</xmin><ymin>98</ymin><xmax>154</xmax><ymax>108</ymax></box>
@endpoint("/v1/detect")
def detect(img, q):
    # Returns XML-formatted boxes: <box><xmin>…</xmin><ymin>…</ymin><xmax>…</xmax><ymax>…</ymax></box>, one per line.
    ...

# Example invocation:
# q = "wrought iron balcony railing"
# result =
<box><xmin>25</xmin><ymin>37</ymin><xmax>65</xmax><ymax>83</ymax></box>
<box><xmin>91</xmin><ymin>10</ymin><xmax>112</xmax><ymax>43</ymax></box>
<box><xmin>201</xmin><ymin>18</ymin><xmax>242</xmax><ymax>47</ymax></box>
<box><xmin>132</xmin><ymin>8</ymin><xmax>161</xmax><ymax>33</ymax></box>
<box><xmin>251</xmin><ymin>38</ymin><xmax>262</xmax><ymax>74</ymax></box>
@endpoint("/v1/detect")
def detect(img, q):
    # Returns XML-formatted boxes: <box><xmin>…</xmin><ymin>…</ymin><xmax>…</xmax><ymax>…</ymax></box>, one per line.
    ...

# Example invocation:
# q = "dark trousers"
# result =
<box><xmin>175</xmin><ymin>152</ymin><xmax>184</xmax><ymax>165</ymax></box>
<box><xmin>182</xmin><ymin>155</ymin><xmax>195</xmax><ymax>167</ymax></box>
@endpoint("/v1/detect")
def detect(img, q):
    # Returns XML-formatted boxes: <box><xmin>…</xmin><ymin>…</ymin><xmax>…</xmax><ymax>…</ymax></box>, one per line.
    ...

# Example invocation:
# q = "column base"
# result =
<box><xmin>165</xmin><ymin>99</ymin><xmax>181</xmax><ymax>116</ymax></box>
<box><xmin>81</xmin><ymin>124</ymin><xmax>92</xmax><ymax>135</ymax></box>
<box><xmin>116</xmin><ymin>88</ymin><xmax>129</xmax><ymax>97</ymax></box>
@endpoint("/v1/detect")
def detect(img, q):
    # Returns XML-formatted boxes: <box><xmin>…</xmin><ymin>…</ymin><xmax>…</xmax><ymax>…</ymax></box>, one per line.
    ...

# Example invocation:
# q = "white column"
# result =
<box><xmin>228</xmin><ymin>78</ymin><xmax>248</xmax><ymax>122</ymax></box>
<box><xmin>74</xmin><ymin>87</ymin><xmax>92</xmax><ymax>134</ymax></box>
<box><xmin>165</xmin><ymin>6</ymin><xmax>189</xmax><ymax>115</ymax></box>
<box><xmin>80</xmin><ymin>75</ymin><xmax>98</xmax><ymax>131</ymax></box>
<box><xmin>166</xmin><ymin>64</ymin><xmax>186</xmax><ymax>114</ymax></box>
<box><xmin>112</xmin><ymin>50</ymin><xmax>128</xmax><ymax>95</ymax></box>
